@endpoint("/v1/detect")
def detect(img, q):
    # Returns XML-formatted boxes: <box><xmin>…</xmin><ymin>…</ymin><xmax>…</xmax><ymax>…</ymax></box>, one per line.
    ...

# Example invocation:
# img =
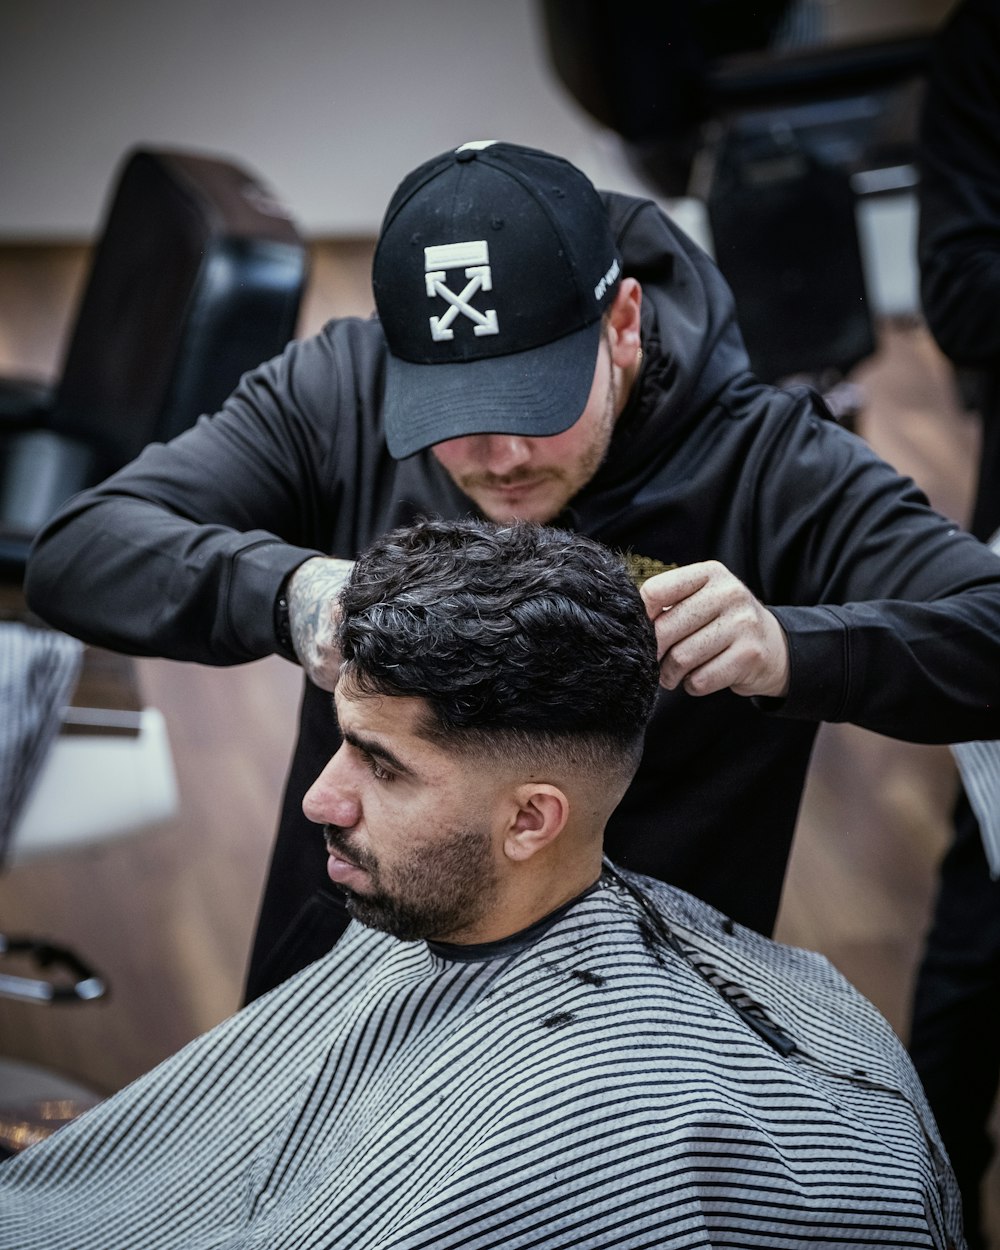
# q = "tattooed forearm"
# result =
<box><xmin>286</xmin><ymin>556</ymin><xmax>354</xmax><ymax>690</ymax></box>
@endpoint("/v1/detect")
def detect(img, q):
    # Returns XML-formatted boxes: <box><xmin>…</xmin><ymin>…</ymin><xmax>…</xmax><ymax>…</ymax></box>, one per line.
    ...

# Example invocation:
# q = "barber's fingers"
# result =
<box><xmin>641</xmin><ymin>561</ymin><xmax>751</xmax><ymax>665</ymax></box>
<box><xmin>640</xmin><ymin>561</ymin><xmax>719</xmax><ymax>618</ymax></box>
<box><xmin>641</xmin><ymin>561</ymin><xmax>790</xmax><ymax>698</ymax></box>
<box><xmin>655</xmin><ymin>614</ymin><xmax>789</xmax><ymax>697</ymax></box>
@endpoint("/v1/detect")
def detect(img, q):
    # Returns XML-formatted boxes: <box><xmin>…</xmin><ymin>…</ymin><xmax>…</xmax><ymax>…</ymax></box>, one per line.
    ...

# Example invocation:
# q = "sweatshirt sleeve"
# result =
<box><xmin>24</xmin><ymin>320</ymin><xmax>384</xmax><ymax>665</ymax></box>
<box><xmin>750</xmin><ymin>401</ymin><xmax>1000</xmax><ymax>744</ymax></box>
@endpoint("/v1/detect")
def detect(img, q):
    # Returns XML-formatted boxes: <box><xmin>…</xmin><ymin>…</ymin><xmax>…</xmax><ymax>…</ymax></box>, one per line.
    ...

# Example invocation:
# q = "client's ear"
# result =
<box><xmin>504</xmin><ymin>784</ymin><xmax>569</xmax><ymax>862</ymax></box>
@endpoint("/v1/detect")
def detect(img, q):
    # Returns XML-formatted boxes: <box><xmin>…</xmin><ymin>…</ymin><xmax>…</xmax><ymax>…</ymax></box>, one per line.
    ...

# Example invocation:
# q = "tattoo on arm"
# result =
<box><xmin>287</xmin><ymin>557</ymin><xmax>354</xmax><ymax>666</ymax></box>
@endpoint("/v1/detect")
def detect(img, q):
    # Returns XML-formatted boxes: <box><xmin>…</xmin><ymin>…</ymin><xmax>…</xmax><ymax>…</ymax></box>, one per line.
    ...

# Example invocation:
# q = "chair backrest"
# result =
<box><xmin>705</xmin><ymin>115</ymin><xmax>876</xmax><ymax>383</ymax></box>
<box><xmin>50</xmin><ymin>147</ymin><xmax>309</xmax><ymax>472</ymax></box>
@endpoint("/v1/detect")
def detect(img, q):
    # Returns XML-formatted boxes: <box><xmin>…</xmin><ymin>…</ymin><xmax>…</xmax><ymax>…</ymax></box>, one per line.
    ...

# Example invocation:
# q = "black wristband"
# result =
<box><xmin>274</xmin><ymin>586</ymin><xmax>295</xmax><ymax>661</ymax></box>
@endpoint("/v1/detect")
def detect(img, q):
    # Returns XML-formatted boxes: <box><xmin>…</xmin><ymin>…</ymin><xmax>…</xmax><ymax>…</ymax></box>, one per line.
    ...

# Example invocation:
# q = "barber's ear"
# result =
<box><xmin>607</xmin><ymin>278</ymin><xmax>642</xmax><ymax>367</ymax></box>
<box><xmin>504</xmin><ymin>784</ymin><xmax>569</xmax><ymax>862</ymax></box>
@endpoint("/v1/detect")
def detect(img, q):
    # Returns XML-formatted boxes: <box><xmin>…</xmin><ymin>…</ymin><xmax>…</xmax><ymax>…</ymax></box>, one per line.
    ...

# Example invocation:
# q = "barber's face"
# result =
<box><xmin>302</xmin><ymin>682</ymin><xmax>508</xmax><ymax>942</ymax></box>
<box><xmin>431</xmin><ymin>335</ymin><xmax>619</xmax><ymax>524</ymax></box>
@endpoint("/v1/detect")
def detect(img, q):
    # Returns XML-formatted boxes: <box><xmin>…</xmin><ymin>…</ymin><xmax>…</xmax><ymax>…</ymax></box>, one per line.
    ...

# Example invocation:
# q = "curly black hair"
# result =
<box><xmin>337</xmin><ymin>518</ymin><xmax>659</xmax><ymax>783</ymax></box>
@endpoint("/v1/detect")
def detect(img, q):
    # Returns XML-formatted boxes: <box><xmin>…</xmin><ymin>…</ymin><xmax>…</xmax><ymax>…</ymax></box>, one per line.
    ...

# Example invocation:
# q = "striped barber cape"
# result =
<box><xmin>0</xmin><ymin>867</ymin><xmax>964</xmax><ymax>1249</ymax></box>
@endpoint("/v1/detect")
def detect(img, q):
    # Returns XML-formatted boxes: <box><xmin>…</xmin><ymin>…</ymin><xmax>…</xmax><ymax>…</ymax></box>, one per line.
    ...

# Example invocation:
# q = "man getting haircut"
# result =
<box><xmin>321</xmin><ymin>518</ymin><xmax>657</xmax><ymax>944</ymax></box>
<box><xmin>0</xmin><ymin>520</ymin><xmax>963</xmax><ymax>1249</ymax></box>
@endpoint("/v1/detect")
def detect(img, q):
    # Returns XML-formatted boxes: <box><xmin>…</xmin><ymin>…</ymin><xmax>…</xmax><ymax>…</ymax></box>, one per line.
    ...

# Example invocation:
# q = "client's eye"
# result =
<box><xmin>366</xmin><ymin>754</ymin><xmax>394</xmax><ymax>783</ymax></box>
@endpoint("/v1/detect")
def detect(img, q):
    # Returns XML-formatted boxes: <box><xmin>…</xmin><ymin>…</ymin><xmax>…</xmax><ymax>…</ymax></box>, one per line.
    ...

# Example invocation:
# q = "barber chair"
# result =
<box><xmin>540</xmin><ymin>0</ymin><xmax>933</xmax><ymax>402</ymax></box>
<box><xmin>0</xmin><ymin>621</ymin><xmax>175</xmax><ymax>1157</ymax></box>
<box><xmin>0</xmin><ymin>145</ymin><xmax>309</xmax><ymax>580</ymax></box>
<box><xmin>0</xmin><ymin>146</ymin><xmax>309</xmax><ymax>1151</ymax></box>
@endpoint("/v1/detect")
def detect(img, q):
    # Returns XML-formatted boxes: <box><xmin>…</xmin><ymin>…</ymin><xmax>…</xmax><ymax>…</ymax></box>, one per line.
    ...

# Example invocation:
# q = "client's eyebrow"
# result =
<box><xmin>332</xmin><ymin>707</ymin><xmax>416</xmax><ymax>778</ymax></box>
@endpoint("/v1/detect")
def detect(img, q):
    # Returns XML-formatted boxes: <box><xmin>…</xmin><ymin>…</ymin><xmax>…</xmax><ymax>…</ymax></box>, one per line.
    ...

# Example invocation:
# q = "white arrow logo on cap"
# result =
<box><xmin>424</xmin><ymin>241</ymin><xmax>499</xmax><ymax>341</ymax></box>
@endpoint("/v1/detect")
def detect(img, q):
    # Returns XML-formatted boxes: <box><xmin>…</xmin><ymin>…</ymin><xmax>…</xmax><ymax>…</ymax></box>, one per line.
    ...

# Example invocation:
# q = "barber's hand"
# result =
<box><xmin>286</xmin><ymin>556</ymin><xmax>354</xmax><ymax>692</ymax></box>
<box><xmin>640</xmin><ymin>561</ymin><xmax>790</xmax><ymax>699</ymax></box>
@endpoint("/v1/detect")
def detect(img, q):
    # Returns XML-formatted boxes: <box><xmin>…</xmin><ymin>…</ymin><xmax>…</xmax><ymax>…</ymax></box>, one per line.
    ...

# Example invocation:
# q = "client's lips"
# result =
<box><xmin>324</xmin><ymin>831</ymin><xmax>368</xmax><ymax>887</ymax></box>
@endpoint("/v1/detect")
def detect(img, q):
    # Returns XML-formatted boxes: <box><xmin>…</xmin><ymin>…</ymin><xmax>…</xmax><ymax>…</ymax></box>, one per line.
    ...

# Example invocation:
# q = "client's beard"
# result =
<box><xmin>324</xmin><ymin>823</ymin><xmax>500</xmax><ymax>943</ymax></box>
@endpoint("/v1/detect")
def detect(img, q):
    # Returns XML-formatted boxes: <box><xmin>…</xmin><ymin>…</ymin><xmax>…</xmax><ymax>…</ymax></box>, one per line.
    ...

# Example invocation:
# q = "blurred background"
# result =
<box><xmin>2</xmin><ymin>0</ymin><xmax>993</xmax><ymax>1233</ymax></box>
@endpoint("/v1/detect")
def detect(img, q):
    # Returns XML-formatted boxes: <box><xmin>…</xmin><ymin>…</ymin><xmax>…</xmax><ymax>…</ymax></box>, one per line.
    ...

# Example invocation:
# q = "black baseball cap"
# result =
<box><xmin>373</xmin><ymin>141</ymin><xmax>622</xmax><ymax>460</ymax></box>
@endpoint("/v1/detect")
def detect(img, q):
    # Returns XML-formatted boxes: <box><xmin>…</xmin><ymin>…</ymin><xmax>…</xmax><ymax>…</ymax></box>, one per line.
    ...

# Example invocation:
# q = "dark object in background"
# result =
<box><xmin>540</xmin><ymin>0</ymin><xmax>793</xmax><ymax>195</ymax></box>
<box><xmin>0</xmin><ymin>148</ymin><xmax>309</xmax><ymax>580</ymax></box>
<box><xmin>539</xmin><ymin>0</ymin><xmax>931</xmax><ymax>387</ymax></box>
<box><xmin>705</xmin><ymin>118</ymin><xmax>875</xmax><ymax>384</ymax></box>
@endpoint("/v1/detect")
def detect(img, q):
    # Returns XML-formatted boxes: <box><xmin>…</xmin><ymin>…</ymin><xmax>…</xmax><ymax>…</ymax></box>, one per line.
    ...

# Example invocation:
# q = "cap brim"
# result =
<box><xmin>383</xmin><ymin>319</ymin><xmax>603</xmax><ymax>460</ymax></box>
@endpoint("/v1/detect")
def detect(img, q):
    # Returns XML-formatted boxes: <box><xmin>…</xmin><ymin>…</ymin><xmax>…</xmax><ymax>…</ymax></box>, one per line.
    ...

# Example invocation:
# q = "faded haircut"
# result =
<box><xmin>336</xmin><ymin>518</ymin><xmax>659</xmax><ymax>786</ymax></box>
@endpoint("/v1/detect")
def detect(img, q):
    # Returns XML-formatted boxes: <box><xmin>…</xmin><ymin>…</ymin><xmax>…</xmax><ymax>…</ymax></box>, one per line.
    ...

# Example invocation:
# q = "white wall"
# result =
<box><xmin>0</xmin><ymin>0</ymin><xmax>648</xmax><ymax>241</ymax></box>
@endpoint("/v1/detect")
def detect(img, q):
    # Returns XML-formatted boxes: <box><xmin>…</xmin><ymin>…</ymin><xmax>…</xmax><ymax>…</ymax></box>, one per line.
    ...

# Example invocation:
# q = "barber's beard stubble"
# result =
<box><xmin>446</xmin><ymin>338</ymin><xmax>620</xmax><ymax>525</ymax></box>
<box><xmin>324</xmin><ymin>822</ymin><xmax>501</xmax><ymax>942</ymax></box>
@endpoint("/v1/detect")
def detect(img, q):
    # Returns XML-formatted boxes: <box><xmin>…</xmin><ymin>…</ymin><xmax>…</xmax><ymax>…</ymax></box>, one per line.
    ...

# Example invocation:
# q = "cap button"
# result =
<box><xmin>456</xmin><ymin>148</ymin><xmax>477</xmax><ymax>163</ymax></box>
